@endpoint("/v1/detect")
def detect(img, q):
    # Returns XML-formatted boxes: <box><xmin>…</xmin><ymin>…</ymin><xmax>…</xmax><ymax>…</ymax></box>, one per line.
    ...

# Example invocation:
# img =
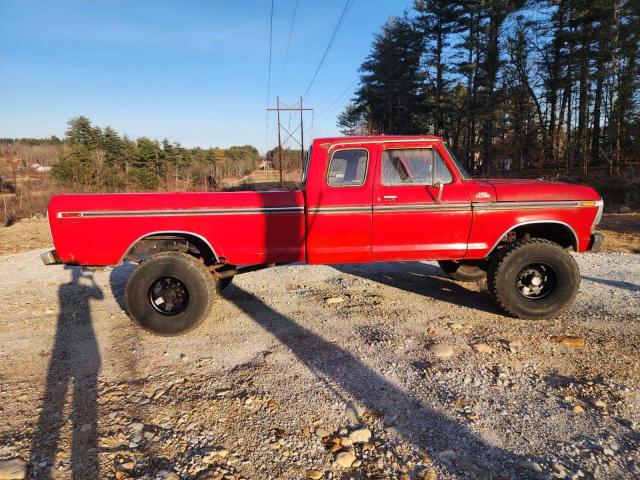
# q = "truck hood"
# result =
<box><xmin>470</xmin><ymin>178</ymin><xmax>600</xmax><ymax>202</ymax></box>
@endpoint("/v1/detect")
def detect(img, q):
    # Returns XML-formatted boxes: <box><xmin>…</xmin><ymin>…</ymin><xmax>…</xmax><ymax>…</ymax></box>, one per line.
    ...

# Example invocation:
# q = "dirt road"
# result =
<box><xmin>0</xmin><ymin>249</ymin><xmax>639</xmax><ymax>479</ymax></box>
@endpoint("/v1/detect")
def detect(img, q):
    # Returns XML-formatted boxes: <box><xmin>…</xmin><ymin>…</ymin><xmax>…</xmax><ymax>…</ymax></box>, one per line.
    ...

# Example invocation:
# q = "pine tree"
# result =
<box><xmin>414</xmin><ymin>0</ymin><xmax>463</xmax><ymax>135</ymax></box>
<box><xmin>337</xmin><ymin>103</ymin><xmax>367</xmax><ymax>135</ymax></box>
<box><xmin>354</xmin><ymin>15</ymin><xmax>424</xmax><ymax>134</ymax></box>
<box><xmin>65</xmin><ymin>116</ymin><xmax>102</xmax><ymax>149</ymax></box>
<box><xmin>453</xmin><ymin>0</ymin><xmax>482</xmax><ymax>168</ymax></box>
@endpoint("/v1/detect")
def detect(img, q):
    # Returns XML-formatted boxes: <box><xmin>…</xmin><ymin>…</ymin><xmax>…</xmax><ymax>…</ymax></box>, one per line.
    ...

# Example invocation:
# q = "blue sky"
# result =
<box><xmin>0</xmin><ymin>0</ymin><xmax>413</xmax><ymax>152</ymax></box>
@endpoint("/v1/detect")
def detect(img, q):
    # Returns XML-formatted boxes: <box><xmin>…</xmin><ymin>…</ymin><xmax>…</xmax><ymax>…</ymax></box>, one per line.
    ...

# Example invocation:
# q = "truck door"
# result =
<box><xmin>372</xmin><ymin>142</ymin><xmax>472</xmax><ymax>261</ymax></box>
<box><xmin>305</xmin><ymin>144</ymin><xmax>376</xmax><ymax>264</ymax></box>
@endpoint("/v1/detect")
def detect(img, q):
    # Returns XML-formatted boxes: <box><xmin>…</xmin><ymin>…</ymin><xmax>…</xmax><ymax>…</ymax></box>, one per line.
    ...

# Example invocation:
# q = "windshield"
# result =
<box><xmin>444</xmin><ymin>143</ymin><xmax>471</xmax><ymax>180</ymax></box>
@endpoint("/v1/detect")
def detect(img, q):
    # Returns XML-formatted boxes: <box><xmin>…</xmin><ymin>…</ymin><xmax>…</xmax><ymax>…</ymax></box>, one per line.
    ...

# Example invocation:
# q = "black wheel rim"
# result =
<box><xmin>148</xmin><ymin>277</ymin><xmax>189</xmax><ymax>316</ymax></box>
<box><xmin>515</xmin><ymin>263</ymin><xmax>558</xmax><ymax>300</ymax></box>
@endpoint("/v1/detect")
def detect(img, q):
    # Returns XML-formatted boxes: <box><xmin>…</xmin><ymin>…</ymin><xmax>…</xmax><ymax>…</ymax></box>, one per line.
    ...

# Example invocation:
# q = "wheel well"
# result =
<box><xmin>124</xmin><ymin>233</ymin><xmax>217</xmax><ymax>265</ymax></box>
<box><xmin>495</xmin><ymin>222</ymin><xmax>578</xmax><ymax>253</ymax></box>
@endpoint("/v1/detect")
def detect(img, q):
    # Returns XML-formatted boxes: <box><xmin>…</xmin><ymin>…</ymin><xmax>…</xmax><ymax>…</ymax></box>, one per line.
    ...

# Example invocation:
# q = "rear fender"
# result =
<box><xmin>120</xmin><ymin>231</ymin><xmax>219</xmax><ymax>264</ymax></box>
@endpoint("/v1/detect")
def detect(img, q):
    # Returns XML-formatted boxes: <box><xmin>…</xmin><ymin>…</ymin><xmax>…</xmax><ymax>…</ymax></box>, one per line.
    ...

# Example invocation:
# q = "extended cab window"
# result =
<box><xmin>382</xmin><ymin>148</ymin><xmax>452</xmax><ymax>186</ymax></box>
<box><xmin>327</xmin><ymin>149</ymin><xmax>368</xmax><ymax>187</ymax></box>
<box><xmin>301</xmin><ymin>145</ymin><xmax>312</xmax><ymax>185</ymax></box>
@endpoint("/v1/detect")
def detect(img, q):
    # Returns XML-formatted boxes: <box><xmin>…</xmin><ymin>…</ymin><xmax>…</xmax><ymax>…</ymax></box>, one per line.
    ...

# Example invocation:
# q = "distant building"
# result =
<box><xmin>258</xmin><ymin>159</ymin><xmax>273</xmax><ymax>170</ymax></box>
<box><xmin>29</xmin><ymin>163</ymin><xmax>52</xmax><ymax>173</ymax></box>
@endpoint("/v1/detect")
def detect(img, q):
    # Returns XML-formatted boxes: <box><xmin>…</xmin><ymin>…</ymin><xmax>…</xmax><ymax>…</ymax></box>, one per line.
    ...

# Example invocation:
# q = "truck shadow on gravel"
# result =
<box><xmin>334</xmin><ymin>262</ymin><xmax>498</xmax><ymax>315</ymax></box>
<box><xmin>109</xmin><ymin>262</ymin><xmax>136</xmax><ymax>311</ymax></box>
<box><xmin>225</xmin><ymin>284</ymin><xmax>540</xmax><ymax>478</ymax></box>
<box><xmin>581</xmin><ymin>275</ymin><xmax>640</xmax><ymax>293</ymax></box>
<box><xmin>30</xmin><ymin>266</ymin><xmax>103</xmax><ymax>480</ymax></box>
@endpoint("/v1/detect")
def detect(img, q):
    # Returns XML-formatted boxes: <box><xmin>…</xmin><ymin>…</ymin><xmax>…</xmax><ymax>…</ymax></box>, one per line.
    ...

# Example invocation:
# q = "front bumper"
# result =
<box><xmin>587</xmin><ymin>233</ymin><xmax>605</xmax><ymax>253</ymax></box>
<box><xmin>40</xmin><ymin>250</ymin><xmax>62</xmax><ymax>265</ymax></box>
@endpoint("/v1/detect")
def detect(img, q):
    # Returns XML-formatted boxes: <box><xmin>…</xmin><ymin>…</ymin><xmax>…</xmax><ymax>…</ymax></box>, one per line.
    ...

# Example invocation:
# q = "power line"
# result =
<box><xmin>265</xmin><ymin>0</ymin><xmax>275</xmax><ymax>153</ymax></box>
<box><xmin>277</xmin><ymin>0</ymin><xmax>300</xmax><ymax>93</ymax></box>
<box><xmin>266</xmin><ymin>0</ymin><xmax>275</xmax><ymax>108</ymax></box>
<box><xmin>306</xmin><ymin>110</ymin><xmax>315</xmax><ymax>143</ymax></box>
<box><xmin>303</xmin><ymin>0</ymin><xmax>354</xmax><ymax>99</ymax></box>
<box><xmin>316</xmin><ymin>78</ymin><xmax>358</xmax><ymax>121</ymax></box>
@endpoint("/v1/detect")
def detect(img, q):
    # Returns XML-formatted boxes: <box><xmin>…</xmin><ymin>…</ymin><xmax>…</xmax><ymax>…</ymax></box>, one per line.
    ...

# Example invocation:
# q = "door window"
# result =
<box><xmin>327</xmin><ymin>149</ymin><xmax>369</xmax><ymax>187</ymax></box>
<box><xmin>381</xmin><ymin>148</ymin><xmax>452</xmax><ymax>186</ymax></box>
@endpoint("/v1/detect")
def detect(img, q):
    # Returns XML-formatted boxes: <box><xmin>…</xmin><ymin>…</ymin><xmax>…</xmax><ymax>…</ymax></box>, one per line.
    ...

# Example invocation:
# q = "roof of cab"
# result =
<box><xmin>314</xmin><ymin>135</ymin><xmax>443</xmax><ymax>145</ymax></box>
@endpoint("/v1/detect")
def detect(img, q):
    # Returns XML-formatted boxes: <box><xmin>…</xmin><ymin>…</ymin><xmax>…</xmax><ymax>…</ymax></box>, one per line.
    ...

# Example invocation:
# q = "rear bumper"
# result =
<box><xmin>587</xmin><ymin>233</ymin><xmax>605</xmax><ymax>253</ymax></box>
<box><xmin>40</xmin><ymin>250</ymin><xmax>62</xmax><ymax>265</ymax></box>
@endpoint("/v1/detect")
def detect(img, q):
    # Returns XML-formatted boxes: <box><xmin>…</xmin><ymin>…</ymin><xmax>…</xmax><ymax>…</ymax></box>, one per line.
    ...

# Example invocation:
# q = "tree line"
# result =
<box><xmin>1</xmin><ymin>119</ymin><xmax>307</xmax><ymax>224</ymax></box>
<box><xmin>49</xmin><ymin>117</ymin><xmax>261</xmax><ymax>192</ymax></box>
<box><xmin>338</xmin><ymin>0</ymin><xmax>639</xmax><ymax>177</ymax></box>
<box><xmin>265</xmin><ymin>146</ymin><xmax>306</xmax><ymax>173</ymax></box>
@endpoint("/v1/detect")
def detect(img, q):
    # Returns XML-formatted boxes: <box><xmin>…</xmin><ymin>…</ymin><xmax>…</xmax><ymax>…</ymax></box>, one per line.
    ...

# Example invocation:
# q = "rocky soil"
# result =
<box><xmin>0</xmin><ymin>250</ymin><xmax>638</xmax><ymax>479</ymax></box>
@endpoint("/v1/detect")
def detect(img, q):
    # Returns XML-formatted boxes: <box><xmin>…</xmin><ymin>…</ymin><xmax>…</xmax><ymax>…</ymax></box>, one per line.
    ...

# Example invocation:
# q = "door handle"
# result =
<box><xmin>383</xmin><ymin>195</ymin><xmax>397</xmax><ymax>201</ymax></box>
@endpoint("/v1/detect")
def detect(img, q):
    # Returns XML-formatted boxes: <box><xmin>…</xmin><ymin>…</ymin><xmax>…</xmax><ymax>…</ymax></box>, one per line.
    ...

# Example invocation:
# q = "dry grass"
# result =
<box><xmin>221</xmin><ymin>169</ymin><xmax>302</xmax><ymax>190</ymax></box>
<box><xmin>0</xmin><ymin>216</ymin><xmax>52</xmax><ymax>255</ymax></box>
<box><xmin>598</xmin><ymin>213</ymin><xmax>640</xmax><ymax>254</ymax></box>
<box><xmin>0</xmin><ymin>174</ymin><xmax>53</xmax><ymax>226</ymax></box>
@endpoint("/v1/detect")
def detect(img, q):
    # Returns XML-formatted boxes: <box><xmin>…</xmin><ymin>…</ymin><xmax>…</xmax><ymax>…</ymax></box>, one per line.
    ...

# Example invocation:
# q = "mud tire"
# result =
<box><xmin>125</xmin><ymin>252</ymin><xmax>216</xmax><ymax>335</ymax></box>
<box><xmin>487</xmin><ymin>239</ymin><xmax>580</xmax><ymax>319</ymax></box>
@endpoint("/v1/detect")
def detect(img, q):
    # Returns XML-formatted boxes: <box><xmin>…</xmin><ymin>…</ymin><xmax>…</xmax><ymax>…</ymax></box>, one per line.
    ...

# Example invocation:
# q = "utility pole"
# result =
<box><xmin>299</xmin><ymin>96</ymin><xmax>305</xmax><ymax>170</ymax></box>
<box><xmin>276</xmin><ymin>97</ymin><xmax>283</xmax><ymax>185</ymax></box>
<box><xmin>267</xmin><ymin>97</ymin><xmax>313</xmax><ymax>187</ymax></box>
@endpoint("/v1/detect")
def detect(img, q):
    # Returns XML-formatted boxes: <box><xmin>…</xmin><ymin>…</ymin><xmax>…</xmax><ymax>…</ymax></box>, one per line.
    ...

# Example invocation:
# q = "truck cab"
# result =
<box><xmin>304</xmin><ymin>136</ymin><xmax>474</xmax><ymax>264</ymax></box>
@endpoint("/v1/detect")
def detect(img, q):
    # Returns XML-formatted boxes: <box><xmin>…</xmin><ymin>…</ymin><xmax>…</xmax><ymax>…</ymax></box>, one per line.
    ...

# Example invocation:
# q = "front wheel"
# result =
<box><xmin>487</xmin><ymin>239</ymin><xmax>580</xmax><ymax>320</ymax></box>
<box><xmin>438</xmin><ymin>260</ymin><xmax>486</xmax><ymax>282</ymax></box>
<box><xmin>125</xmin><ymin>252</ymin><xmax>217</xmax><ymax>335</ymax></box>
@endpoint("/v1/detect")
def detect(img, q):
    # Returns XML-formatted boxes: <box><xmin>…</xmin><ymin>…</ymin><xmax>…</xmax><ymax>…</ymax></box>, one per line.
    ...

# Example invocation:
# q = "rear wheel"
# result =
<box><xmin>438</xmin><ymin>260</ymin><xmax>486</xmax><ymax>282</ymax></box>
<box><xmin>125</xmin><ymin>251</ymin><xmax>217</xmax><ymax>335</ymax></box>
<box><xmin>487</xmin><ymin>239</ymin><xmax>580</xmax><ymax>319</ymax></box>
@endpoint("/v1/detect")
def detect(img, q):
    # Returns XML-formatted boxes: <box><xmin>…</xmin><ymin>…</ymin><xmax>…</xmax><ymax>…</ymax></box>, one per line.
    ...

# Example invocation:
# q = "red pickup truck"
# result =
<box><xmin>42</xmin><ymin>135</ymin><xmax>604</xmax><ymax>334</ymax></box>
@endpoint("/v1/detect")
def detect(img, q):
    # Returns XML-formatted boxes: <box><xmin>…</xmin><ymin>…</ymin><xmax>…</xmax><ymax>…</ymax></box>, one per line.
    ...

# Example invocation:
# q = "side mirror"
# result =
<box><xmin>434</xmin><ymin>182</ymin><xmax>443</xmax><ymax>203</ymax></box>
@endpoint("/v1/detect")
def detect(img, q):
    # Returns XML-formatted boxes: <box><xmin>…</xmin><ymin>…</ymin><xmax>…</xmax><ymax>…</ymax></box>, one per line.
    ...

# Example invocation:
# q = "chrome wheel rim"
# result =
<box><xmin>515</xmin><ymin>263</ymin><xmax>557</xmax><ymax>300</ymax></box>
<box><xmin>148</xmin><ymin>277</ymin><xmax>189</xmax><ymax>315</ymax></box>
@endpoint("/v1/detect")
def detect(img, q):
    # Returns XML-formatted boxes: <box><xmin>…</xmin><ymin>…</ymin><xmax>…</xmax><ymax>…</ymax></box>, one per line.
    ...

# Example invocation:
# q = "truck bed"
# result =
<box><xmin>48</xmin><ymin>191</ymin><xmax>306</xmax><ymax>265</ymax></box>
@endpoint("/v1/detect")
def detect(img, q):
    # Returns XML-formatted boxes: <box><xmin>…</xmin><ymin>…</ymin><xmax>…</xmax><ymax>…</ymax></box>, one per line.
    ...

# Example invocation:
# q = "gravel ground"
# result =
<box><xmin>0</xmin><ymin>250</ymin><xmax>638</xmax><ymax>480</ymax></box>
